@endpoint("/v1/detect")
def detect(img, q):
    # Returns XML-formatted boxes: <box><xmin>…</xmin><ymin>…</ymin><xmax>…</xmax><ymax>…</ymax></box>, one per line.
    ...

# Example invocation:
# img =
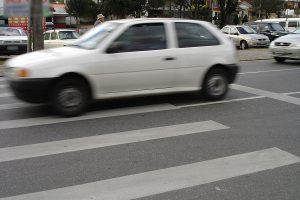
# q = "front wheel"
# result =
<box><xmin>240</xmin><ymin>41</ymin><xmax>248</xmax><ymax>50</ymax></box>
<box><xmin>51</xmin><ymin>78</ymin><xmax>89</xmax><ymax>117</ymax></box>
<box><xmin>274</xmin><ymin>57</ymin><xmax>286</xmax><ymax>63</ymax></box>
<box><xmin>202</xmin><ymin>68</ymin><xmax>229</xmax><ymax>101</ymax></box>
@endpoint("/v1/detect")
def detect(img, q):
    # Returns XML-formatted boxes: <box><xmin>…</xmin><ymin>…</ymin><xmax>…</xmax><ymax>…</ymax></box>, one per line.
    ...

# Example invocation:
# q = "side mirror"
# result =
<box><xmin>106</xmin><ymin>42</ymin><xmax>124</xmax><ymax>54</ymax></box>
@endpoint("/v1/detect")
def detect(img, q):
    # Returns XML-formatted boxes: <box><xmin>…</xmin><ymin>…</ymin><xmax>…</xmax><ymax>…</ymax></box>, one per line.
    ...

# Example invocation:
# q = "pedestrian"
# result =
<box><xmin>94</xmin><ymin>14</ymin><xmax>105</xmax><ymax>26</ymax></box>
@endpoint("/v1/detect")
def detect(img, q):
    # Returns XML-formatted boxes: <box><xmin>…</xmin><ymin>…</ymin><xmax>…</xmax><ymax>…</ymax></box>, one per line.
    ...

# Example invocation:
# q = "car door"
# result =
<box><xmin>229</xmin><ymin>27</ymin><xmax>240</xmax><ymax>46</ymax></box>
<box><xmin>173</xmin><ymin>22</ymin><xmax>222</xmax><ymax>89</ymax></box>
<box><xmin>97</xmin><ymin>22</ymin><xmax>179</xmax><ymax>93</ymax></box>
<box><xmin>43</xmin><ymin>32</ymin><xmax>51</xmax><ymax>49</ymax></box>
<box><xmin>44</xmin><ymin>32</ymin><xmax>60</xmax><ymax>49</ymax></box>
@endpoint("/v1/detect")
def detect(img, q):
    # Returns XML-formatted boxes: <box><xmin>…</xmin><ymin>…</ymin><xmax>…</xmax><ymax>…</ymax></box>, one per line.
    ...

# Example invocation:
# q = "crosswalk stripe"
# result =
<box><xmin>0</xmin><ymin>103</ymin><xmax>178</xmax><ymax>130</ymax></box>
<box><xmin>0</xmin><ymin>103</ymin><xmax>32</xmax><ymax>111</ymax></box>
<box><xmin>0</xmin><ymin>121</ymin><xmax>228</xmax><ymax>162</ymax></box>
<box><xmin>232</xmin><ymin>84</ymin><xmax>300</xmax><ymax>106</ymax></box>
<box><xmin>0</xmin><ymin>85</ymin><xmax>8</xmax><ymax>89</ymax></box>
<box><xmin>1</xmin><ymin>148</ymin><xmax>299</xmax><ymax>200</ymax></box>
<box><xmin>0</xmin><ymin>93</ymin><xmax>12</xmax><ymax>98</ymax></box>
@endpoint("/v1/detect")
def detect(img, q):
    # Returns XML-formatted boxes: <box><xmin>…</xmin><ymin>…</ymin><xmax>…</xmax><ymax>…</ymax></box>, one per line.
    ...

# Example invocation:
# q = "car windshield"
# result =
<box><xmin>58</xmin><ymin>31</ymin><xmax>80</xmax><ymax>40</ymax></box>
<box><xmin>294</xmin><ymin>28</ymin><xmax>300</xmax><ymax>34</ymax></box>
<box><xmin>72</xmin><ymin>22</ymin><xmax>120</xmax><ymax>49</ymax></box>
<box><xmin>0</xmin><ymin>28</ymin><xmax>27</xmax><ymax>36</ymax></box>
<box><xmin>236</xmin><ymin>26</ymin><xmax>257</xmax><ymax>34</ymax></box>
<box><xmin>270</xmin><ymin>23</ymin><xmax>285</xmax><ymax>31</ymax></box>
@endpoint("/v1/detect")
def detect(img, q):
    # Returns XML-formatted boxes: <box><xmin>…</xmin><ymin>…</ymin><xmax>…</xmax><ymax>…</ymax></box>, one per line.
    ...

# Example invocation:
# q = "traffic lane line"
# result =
<box><xmin>1</xmin><ymin>148</ymin><xmax>299</xmax><ymax>200</ymax></box>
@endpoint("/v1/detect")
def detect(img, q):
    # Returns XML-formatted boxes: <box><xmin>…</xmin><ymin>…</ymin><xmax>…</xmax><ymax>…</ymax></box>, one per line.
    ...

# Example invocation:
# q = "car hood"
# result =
<box><xmin>0</xmin><ymin>36</ymin><xmax>27</xmax><ymax>41</ymax></box>
<box><xmin>6</xmin><ymin>46</ymin><xmax>88</xmax><ymax>68</ymax></box>
<box><xmin>273</xmin><ymin>34</ymin><xmax>300</xmax><ymax>44</ymax></box>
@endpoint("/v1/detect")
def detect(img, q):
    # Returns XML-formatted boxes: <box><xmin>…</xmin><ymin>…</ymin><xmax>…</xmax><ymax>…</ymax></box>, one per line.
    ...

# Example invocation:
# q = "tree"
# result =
<box><xmin>217</xmin><ymin>0</ymin><xmax>238</xmax><ymax>28</ymax></box>
<box><xmin>65</xmin><ymin>0</ymin><xmax>89</xmax><ymax>26</ymax></box>
<box><xmin>242</xmin><ymin>14</ymin><xmax>248</xmax><ymax>23</ymax></box>
<box><xmin>233</xmin><ymin>14</ymin><xmax>239</xmax><ymax>25</ymax></box>
<box><xmin>253</xmin><ymin>0</ymin><xmax>282</xmax><ymax>19</ymax></box>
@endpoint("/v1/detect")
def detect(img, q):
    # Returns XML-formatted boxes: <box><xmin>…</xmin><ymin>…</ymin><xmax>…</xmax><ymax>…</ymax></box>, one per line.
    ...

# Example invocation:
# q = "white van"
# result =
<box><xmin>255</xmin><ymin>18</ymin><xmax>300</xmax><ymax>32</ymax></box>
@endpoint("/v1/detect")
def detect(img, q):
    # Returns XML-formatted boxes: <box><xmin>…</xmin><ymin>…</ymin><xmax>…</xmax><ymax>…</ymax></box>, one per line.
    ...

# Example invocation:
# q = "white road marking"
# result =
<box><xmin>239</xmin><ymin>68</ymin><xmax>300</xmax><ymax>75</ymax></box>
<box><xmin>0</xmin><ymin>121</ymin><xmax>228</xmax><ymax>162</ymax></box>
<box><xmin>282</xmin><ymin>91</ymin><xmax>300</xmax><ymax>96</ymax></box>
<box><xmin>2</xmin><ymin>148</ymin><xmax>299</xmax><ymax>200</ymax></box>
<box><xmin>0</xmin><ymin>103</ymin><xmax>32</xmax><ymax>111</ymax></box>
<box><xmin>0</xmin><ymin>85</ymin><xmax>8</xmax><ymax>89</ymax></box>
<box><xmin>0</xmin><ymin>93</ymin><xmax>12</xmax><ymax>98</ymax></box>
<box><xmin>0</xmin><ymin>103</ymin><xmax>178</xmax><ymax>130</ymax></box>
<box><xmin>178</xmin><ymin>96</ymin><xmax>265</xmax><ymax>108</ymax></box>
<box><xmin>232</xmin><ymin>84</ymin><xmax>300</xmax><ymax>106</ymax></box>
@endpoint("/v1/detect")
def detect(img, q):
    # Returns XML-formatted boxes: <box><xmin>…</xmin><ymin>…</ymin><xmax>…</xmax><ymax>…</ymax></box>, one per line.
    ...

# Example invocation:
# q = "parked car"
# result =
<box><xmin>0</xmin><ymin>27</ymin><xmax>27</xmax><ymax>56</ymax></box>
<box><xmin>255</xmin><ymin>18</ymin><xmax>300</xmax><ymax>32</ymax></box>
<box><xmin>269</xmin><ymin>33</ymin><xmax>300</xmax><ymax>63</ymax></box>
<box><xmin>221</xmin><ymin>25</ymin><xmax>270</xmax><ymax>49</ymax></box>
<box><xmin>5</xmin><ymin>19</ymin><xmax>239</xmax><ymax>116</ymax></box>
<box><xmin>44</xmin><ymin>29</ymin><xmax>80</xmax><ymax>49</ymax></box>
<box><xmin>244</xmin><ymin>22</ymin><xmax>289</xmax><ymax>41</ymax></box>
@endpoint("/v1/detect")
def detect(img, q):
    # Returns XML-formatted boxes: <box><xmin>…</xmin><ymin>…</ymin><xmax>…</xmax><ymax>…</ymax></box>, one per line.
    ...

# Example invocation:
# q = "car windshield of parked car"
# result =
<box><xmin>236</xmin><ymin>26</ymin><xmax>257</xmax><ymax>34</ymax></box>
<box><xmin>72</xmin><ymin>22</ymin><xmax>120</xmax><ymax>49</ymax></box>
<box><xmin>0</xmin><ymin>28</ymin><xmax>27</xmax><ymax>36</ymax></box>
<box><xmin>270</xmin><ymin>23</ymin><xmax>285</xmax><ymax>31</ymax></box>
<box><xmin>58</xmin><ymin>31</ymin><xmax>80</xmax><ymax>40</ymax></box>
<box><xmin>294</xmin><ymin>28</ymin><xmax>300</xmax><ymax>33</ymax></box>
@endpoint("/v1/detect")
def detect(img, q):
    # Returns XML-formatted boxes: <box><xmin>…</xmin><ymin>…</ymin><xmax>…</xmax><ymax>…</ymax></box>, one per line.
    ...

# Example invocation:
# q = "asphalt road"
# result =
<box><xmin>0</xmin><ymin>59</ymin><xmax>299</xmax><ymax>200</ymax></box>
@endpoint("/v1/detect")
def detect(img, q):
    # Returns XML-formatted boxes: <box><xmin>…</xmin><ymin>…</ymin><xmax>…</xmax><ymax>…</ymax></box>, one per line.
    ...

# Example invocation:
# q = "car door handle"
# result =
<box><xmin>164</xmin><ymin>57</ymin><xmax>176</xmax><ymax>61</ymax></box>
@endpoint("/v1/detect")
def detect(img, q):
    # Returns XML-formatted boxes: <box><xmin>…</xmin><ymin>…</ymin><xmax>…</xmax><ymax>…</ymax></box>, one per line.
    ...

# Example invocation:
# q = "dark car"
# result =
<box><xmin>0</xmin><ymin>27</ymin><xmax>28</xmax><ymax>56</ymax></box>
<box><xmin>244</xmin><ymin>22</ymin><xmax>289</xmax><ymax>41</ymax></box>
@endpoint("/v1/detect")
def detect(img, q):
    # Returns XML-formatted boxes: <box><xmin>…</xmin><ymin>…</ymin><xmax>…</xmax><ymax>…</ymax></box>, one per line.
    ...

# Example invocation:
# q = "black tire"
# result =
<box><xmin>240</xmin><ymin>40</ymin><xmax>248</xmax><ymax>50</ymax></box>
<box><xmin>274</xmin><ymin>57</ymin><xmax>286</xmax><ymax>63</ymax></box>
<box><xmin>202</xmin><ymin>68</ymin><xmax>229</xmax><ymax>101</ymax></box>
<box><xmin>51</xmin><ymin>78</ymin><xmax>89</xmax><ymax>117</ymax></box>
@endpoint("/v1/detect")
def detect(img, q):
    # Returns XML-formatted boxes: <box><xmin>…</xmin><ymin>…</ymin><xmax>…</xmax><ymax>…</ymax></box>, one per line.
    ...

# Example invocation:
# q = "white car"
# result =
<box><xmin>5</xmin><ymin>19</ymin><xmax>239</xmax><ymax>116</ymax></box>
<box><xmin>221</xmin><ymin>25</ymin><xmax>270</xmax><ymax>49</ymax></box>
<box><xmin>269</xmin><ymin>33</ymin><xmax>300</xmax><ymax>62</ymax></box>
<box><xmin>0</xmin><ymin>27</ymin><xmax>27</xmax><ymax>55</ymax></box>
<box><xmin>44</xmin><ymin>29</ymin><xmax>80</xmax><ymax>49</ymax></box>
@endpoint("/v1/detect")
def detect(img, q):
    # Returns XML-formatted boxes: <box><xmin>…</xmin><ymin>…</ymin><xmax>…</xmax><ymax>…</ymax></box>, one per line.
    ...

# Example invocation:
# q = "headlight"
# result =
<box><xmin>250</xmin><ymin>38</ymin><xmax>257</xmax><ymax>41</ymax></box>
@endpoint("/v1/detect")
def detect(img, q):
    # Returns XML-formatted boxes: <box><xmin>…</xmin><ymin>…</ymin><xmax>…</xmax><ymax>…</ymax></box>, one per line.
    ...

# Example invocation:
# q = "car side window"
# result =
<box><xmin>44</xmin><ymin>33</ymin><xmax>50</xmax><ymax>40</ymax></box>
<box><xmin>288</xmin><ymin>21</ymin><xmax>297</xmax><ymax>28</ymax></box>
<box><xmin>109</xmin><ymin>23</ymin><xmax>167</xmax><ymax>53</ymax></box>
<box><xmin>259</xmin><ymin>24</ymin><xmax>270</xmax><ymax>31</ymax></box>
<box><xmin>51</xmin><ymin>32</ymin><xmax>58</xmax><ymax>40</ymax></box>
<box><xmin>230</xmin><ymin>27</ymin><xmax>239</xmax><ymax>35</ymax></box>
<box><xmin>175</xmin><ymin>22</ymin><xmax>220</xmax><ymax>48</ymax></box>
<box><xmin>221</xmin><ymin>27</ymin><xmax>229</xmax><ymax>34</ymax></box>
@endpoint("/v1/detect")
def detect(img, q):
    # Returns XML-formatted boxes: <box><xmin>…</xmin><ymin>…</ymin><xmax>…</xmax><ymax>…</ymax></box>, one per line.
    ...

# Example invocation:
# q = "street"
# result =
<box><xmin>0</xmin><ymin>59</ymin><xmax>299</xmax><ymax>199</ymax></box>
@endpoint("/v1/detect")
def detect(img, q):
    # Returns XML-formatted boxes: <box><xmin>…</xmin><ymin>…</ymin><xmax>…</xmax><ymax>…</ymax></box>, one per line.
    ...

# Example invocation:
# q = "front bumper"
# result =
<box><xmin>248</xmin><ymin>40</ymin><xmax>270</xmax><ymax>47</ymax></box>
<box><xmin>270</xmin><ymin>46</ymin><xmax>300</xmax><ymax>60</ymax></box>
<box><xmin>8</xmin><ymin>78</ymin><xmax>53</xmax><ymax>103</ymax></box>
<box><xmin>0</xmin><ymin>44</ymin><xmax>27</xmax><ymax>55</ymax></box>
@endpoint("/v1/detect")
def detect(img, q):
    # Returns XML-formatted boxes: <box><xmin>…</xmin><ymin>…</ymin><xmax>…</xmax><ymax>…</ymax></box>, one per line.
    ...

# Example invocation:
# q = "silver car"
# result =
<box><xmin>269</xmin><ymin>30</ymin><xmax>300</xmax><ymax>63</ymax></box>
<box><xmin>221</xmin><ymin>25</ymin><xmax>270</xmax><ymax>50</ymax></box>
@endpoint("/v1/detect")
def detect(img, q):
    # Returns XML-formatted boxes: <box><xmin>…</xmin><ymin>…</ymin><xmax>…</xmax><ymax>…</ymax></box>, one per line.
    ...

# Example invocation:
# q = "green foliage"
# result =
<box><xmin>242</xmin><ymin>15</ymin><xmax>248</xmax><ymax>23</ymax></box>
<box><xmin>233</xmin><ymin>14</ymin><xmax>239</xmax><ymax>25</ymax></box>
<box><xmin>253</xmin><ymin>0</ymin><xmax>282</xmax><ymax>19</ymax></box>
<box><xmin>217</xmin><ymin>0</ymin><xmax>238</xmax><ymax>28</ymax></box>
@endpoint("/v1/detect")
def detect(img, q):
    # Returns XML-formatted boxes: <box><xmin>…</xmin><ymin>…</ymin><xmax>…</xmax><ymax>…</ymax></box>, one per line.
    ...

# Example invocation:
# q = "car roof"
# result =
<box><xmin>44</xmin><ymin>29</ymin><xmax>77</xmax><ymax>33</ymax></box>
<box><xmin>108</xmin><ymin>18</ymin><xmax>209</xmax><ymax>24</ymax></box>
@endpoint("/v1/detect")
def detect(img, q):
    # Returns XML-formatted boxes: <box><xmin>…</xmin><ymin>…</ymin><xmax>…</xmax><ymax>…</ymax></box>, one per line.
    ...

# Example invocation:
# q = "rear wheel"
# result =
<box><xmin>240</xmin><ymin>40</ymin><xmax>248</xmax><ymax>50</ymax></box>
<box><xmin>51</xmin><ymin>78</ymin><xmax>89</xmax><ymax>117</ymax></box>
<box><xmin>202</xmin><ymin>68</ymin><xmax>229</xmax><ymax>101</ymax></box>
<box><xmin>274</xmin><ymin>57</ymin><xmax>286</xmax><ymax>63</ymax></box>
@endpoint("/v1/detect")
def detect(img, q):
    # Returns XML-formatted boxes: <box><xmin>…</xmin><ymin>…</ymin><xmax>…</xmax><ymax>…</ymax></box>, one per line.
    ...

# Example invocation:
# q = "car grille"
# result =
<box><xmin>258</xmin><ymin>39</ymin><xmax>266</xmax><ymax>41</ymax></box>
<box><xmin>275</xmin><ymin>42</ymin><xmax>291</xmax><ymax>46</ymax></box>
<box><xmin>4</xmin><ymin>41</ymin><xmax>22</xmax><ymax>44</ymax></box>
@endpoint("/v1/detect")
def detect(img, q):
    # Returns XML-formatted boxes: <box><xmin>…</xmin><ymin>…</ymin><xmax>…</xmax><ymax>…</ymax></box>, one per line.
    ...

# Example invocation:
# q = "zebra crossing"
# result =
<box><xmin>0</xmin><ymin>79</ymin><xmax>299</xmax><ymax>199</ymax></box>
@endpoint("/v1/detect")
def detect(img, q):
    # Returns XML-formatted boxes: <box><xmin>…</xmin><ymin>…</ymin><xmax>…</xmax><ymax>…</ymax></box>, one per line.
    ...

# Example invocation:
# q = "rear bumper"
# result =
<box><xmin>8</xmin><ymin>78</ymin><xmax>53</xmax><ymax>103</ymax></box>
<box><xmin>0</xmin><ymin>44</ymin><xmax>27</xmax><ymax>55</ymax></box>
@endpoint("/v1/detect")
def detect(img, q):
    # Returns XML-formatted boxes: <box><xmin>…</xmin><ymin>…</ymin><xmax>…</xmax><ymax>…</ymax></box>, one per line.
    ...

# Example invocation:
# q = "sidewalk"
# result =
<box><xmin>0</xmin><ymin>48</ymin><xmax>272</xmax><ymax>77</ymax></box>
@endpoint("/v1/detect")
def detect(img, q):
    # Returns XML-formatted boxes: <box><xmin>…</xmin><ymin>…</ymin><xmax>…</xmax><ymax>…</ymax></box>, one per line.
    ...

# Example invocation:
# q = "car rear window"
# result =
<box><xmin>0</xmin><ymin>28</ymin><xmax>26</xmax><ymax>36</ymax></box>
